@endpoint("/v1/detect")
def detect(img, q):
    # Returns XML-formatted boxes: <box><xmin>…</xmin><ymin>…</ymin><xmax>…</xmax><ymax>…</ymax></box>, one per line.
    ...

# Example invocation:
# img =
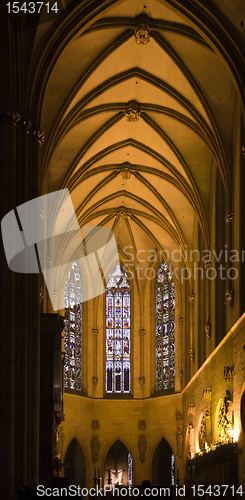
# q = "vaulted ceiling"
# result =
<box><xmin>39</xmin><ymin>0</ymin><xmax>238</xmax><ymax>290</ymax></box>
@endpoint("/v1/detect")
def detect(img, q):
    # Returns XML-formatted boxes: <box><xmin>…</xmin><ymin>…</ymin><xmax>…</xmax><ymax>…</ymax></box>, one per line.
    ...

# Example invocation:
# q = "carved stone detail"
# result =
<box><xmin>205</xmin><ymin>322</ymin><xmax>211</xmax><ymax>338</ymax></box>
<box><xmin>218</xmin><ymin>390</ymin><xmax>233</xmax><ymax>442</ymax></box>
<box><xmin>40</xmin><ymin>286</ymin><xmax>44</xmax><ymax>303</ymax></box>
<box><xmin>178</xmin><ymin>317</ymin><xmax>183</xmax><ymax>324</ymax></box>
<box><xmin>226</xmin><ymin>213</ymin><xmax>234</xmax><ymax>223</ymax></box>
<box><xmin>138</xmin><ymin>434</ymin><xmax>147</xmax><ymax>463</ymax></box>
<box><xmin>187</xmin><ymin>404</ymin><xmax>195</xmax><ymax>416</ymax></box>
<box><xmin>22</xmin><ymin>120</ymin><xmax>32</xmax><ymax>133</ymax></box>
<box><xmin>226</xmin><ymin>289</ymin><xmax>234</xmax><ymax>306</ymax></box>
<box><xmin>32</xmin><ymin>129</ymin><xmax>45</xmax><ymax>145</ymax></box>
<box><xmin>92</xmin><ymin>376</ymin><xmax>98</xmax><ymax>386</ymax></box>
<box><xmin>242</xmin><ymin>146</ymin><xmax>245</xmax><ymax>159</ymax></box>
<box><xmin>178</xmin><ymin>369</ymin><xmax>183</xmax><ymax>378</ymax></box>
<box><xmin>125</xmin><ymin>108</ymin><xmax>140</xmax><ymax>122</ymax></box>
<box><xmin>92</xmin><ymin>329</ymin><xmax>99</xmax><ymax>336</ymax></box>
<box><xmin>46</xmin><ymin>256</ymin><xmax>52</xmax><ymax>266</ymax></box>
<box><xmin>119</xmin><ymin>168</ymin><xmax>134</xmax><ymax>179</ymax></box>
<box><xmin>224</xmin><ymin>365</ymin><xmax>234</xmax><ymax>381</ymax></box>
<box><xmin>203</xmin><ymin>388</ymin><xmax>212</xmax><ymax>400</ymax></box>
<box><xmin>187</xmin><ymin>423</ymin><xmax>195</xmax><ymax>458</ymax></box>
<box><xmin>115</xmin><ymin>208</ymin><xmax>131</xmax><ymax>219</ymax></box>
<box><xmin>175</xmin><ymin>410</ymin><xmax>183</xmax><ymax>459</ymax></box>
<box><xmin>139</xmin><ymin>376</ymin><xmax>146</xmax><ymax>385</ymax></box>
<box><xmin>189</xmin><ymin>348</ymin><xmax>195</xmax><ymax>362</ymax></box>
<box><xmin>204</xmin><ymin>260</ymin><xmax>212</xmax><ymax>269</ymax></box>
<box><xmin>189</xmin><ymin>293</ymin><xmax>195</xmax><ymax>301</ymax></box>
<box><xmin>90</xmin><ymin>434</ymin><xmax>101</xmax><ymax>463</ymax></box>
<box><xmin>139</xmin><ymin>329</ymin><xmax>146</xmax><ymax>336</ymax></box>
<box><xmin>176</xmin><ymin>410</ymin><xmax>183</xmax><ymax>426</ymax></box>
<box><xmin>176</xmin><ymin>427</ymin><xmax>183</xmax><ymax>459</ymax></box>
<box><xmin>91</xmin><ymin>420</ymin><xmax>100</xmax><ymax>430</ymax></box>
<box><xmin>199</xmin><ymin>410</ymin><xmax>211</xmax><ymax>451</ymax></box>
<box><xmin>1</xmin><ymin>110</ymin><xmax>21</xmax><ymax>125</ymax></box>
<box><xmin>138</xmin><ymin>420</ymin><xmax>146</xmax><ymax>430</ymax></box>
<box><xmin>134</xmin><ymin>24</ymin><xmax>150</xmax><ymax>44</ymax></box>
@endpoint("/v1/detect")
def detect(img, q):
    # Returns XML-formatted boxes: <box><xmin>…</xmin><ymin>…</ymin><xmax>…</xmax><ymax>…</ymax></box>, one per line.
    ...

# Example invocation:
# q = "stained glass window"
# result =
<box><xmin>156</xmin><ymin>262</ymin><xmax>175</xmax><ymax>390</ymax></box>
<box><xmin>171</xmin><ymin>454</ymin><xmax>175</xmax><ymax>485</ymax></box>
<box><xmin>64</xmin><ymin>262</ymin><xmax>82</xmax><ymax>391</ymax></box>
<box><xmin>106</xmin><ymin>265</ymin><xmax>131</xmax><ymax>393</ymax></box>
<box><xmin>127</xmin><ymin>452</ymin><xmax>132</xmax><ymax>485</ymax></box>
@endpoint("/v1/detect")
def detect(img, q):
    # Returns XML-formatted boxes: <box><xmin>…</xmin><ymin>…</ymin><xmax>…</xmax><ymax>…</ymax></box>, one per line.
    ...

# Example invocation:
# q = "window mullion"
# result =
<box><xmin>168</xmin><ymin>281</ymin><xmax>171</xmax><ymax>388</ymax></box>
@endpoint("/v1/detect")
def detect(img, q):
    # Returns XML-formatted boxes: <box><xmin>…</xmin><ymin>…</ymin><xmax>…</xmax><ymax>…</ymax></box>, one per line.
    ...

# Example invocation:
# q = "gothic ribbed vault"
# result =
<box><xmin>37</xmin><ymin>0</ymin><xmax>240</xmax><ymax>297</ymax></box>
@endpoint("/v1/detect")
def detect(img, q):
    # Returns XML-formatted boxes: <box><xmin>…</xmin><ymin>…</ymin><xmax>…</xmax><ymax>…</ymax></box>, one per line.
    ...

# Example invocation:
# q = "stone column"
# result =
<box><xmin>189</xmin><ymin>293</ymin><xmax>195</xmax><ymax>375</ymax></box>
<box><xmin>19</xmin><ymin>120</ymin><xmax>32</xmax><ymax>484</ymax></box>
<box><xmin>139</xmin><ymin>329</ymin><xmax>146</xmax><ymax>392</ymax></box>
<box><xmin>225</xmin><ymin>213</ymin><xmax>234</xmax><ymax>331</ymax></box>
<box><xmin>28</xmin><ymin>128</ymin><xmax>44</xmax><ymax>484</ymax></box>
<box><xmin>0</xmin><ymin>110</ymin><xmax>19</xmax><ymax>497</ymax></box>
<box><xmin>92</xmin><ymin>328</ymin><xmax>99</xmax><ymax>391</ymax></box>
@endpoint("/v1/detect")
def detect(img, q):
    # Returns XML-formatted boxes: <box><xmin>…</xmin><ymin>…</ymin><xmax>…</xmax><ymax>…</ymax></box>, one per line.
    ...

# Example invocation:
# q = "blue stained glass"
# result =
<box><xmin>128</xmin><ymin>453</ymin><xmax>132</xmax><ymax>485</ymax></box>
<box><xmin>64</xmin><ymin>262</ymin><xmax>82</xmax><ymax>391</ymax></box>
<box><xmin>156</xmin><ymin>262</ymin><xmax>175</xmax><ymax>391</ymax></box>
<box><xmin>106</xmin><ymin>266</ymin><xmax>131</xmax><ymax>393</ymax></box>
<box><xmin>171</xmin><ymin>454</ymin><xmax>175</xmax><ymax>485</ymax></box>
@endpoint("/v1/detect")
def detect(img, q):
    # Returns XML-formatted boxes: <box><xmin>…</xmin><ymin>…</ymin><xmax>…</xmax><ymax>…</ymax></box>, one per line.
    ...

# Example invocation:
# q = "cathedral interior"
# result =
<box><xmin>0</xmin><ymin>0</ymin><xmax>245</xmax><ymax>497</ymax></box>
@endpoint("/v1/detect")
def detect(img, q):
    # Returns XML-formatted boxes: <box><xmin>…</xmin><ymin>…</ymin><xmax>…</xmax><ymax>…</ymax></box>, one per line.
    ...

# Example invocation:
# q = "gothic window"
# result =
<box><xmin>171</xmin><ymin>454</ymin><xmax>175</xmax><ymax>486</ymax></box>
<box><xmin>64</xmin><ymin>262</ymin><xmax>82</xmax><ymax>391</ymax></box>
<box><xmin>127</xmin><ymin>453</ymin><xmax>132</xmax><ymax>485</ymax></box>
<box><xmin>106</xmin><ymin>265</ymin><xmax>131</xmax><ymax>393</ymax></box>
<box><xmin>156</xmin><ymin>262</ymin><xmax>175</xmax><ymax>391</ymax></box>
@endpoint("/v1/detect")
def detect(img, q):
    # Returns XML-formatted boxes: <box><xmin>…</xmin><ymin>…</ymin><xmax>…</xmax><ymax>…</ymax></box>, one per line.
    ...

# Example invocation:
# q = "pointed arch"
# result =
<box><xmin>64</xmin><ymin>438</ymin><xmax>85</xmax><ymax>487</ymax></box>
<box><xmin>152</xmin><ymin>437</ymin><xmax>174</xmax><ymax>485</ymax></box>
<box><xmin>64</xmin><ymin>262</ymin><xmax>82</xmax><ymax>392</ymax></box>
<box><xmin>105</xmin><ymin>265</ymin><xmax>131</xmax><ymax>394</ymax></box>
<box><xmin>156</xmin><ymin>261</ymin><xmax>175</xmax><ymax>391</ymax></box>
<box><xmin>103</xmin><ymin>438</ymin><xmax>133</xmax><ymax>486</ymax></box>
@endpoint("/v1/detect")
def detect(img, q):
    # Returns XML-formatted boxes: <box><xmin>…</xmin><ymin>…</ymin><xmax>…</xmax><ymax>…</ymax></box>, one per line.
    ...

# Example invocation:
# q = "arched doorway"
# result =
<box><xmin>104</xmin><ymin>440</ymin><xmax>132</xmax><ymax>486</ymax></box>
<box><xmin>64</xmin><ymin>438</ymin><xmax>85</xmax><ymax>487</ymax></box>
<box><xmin>152</xmin><ymin>438</ymin><xmax>174</xmax><ymax>485</ymax></box>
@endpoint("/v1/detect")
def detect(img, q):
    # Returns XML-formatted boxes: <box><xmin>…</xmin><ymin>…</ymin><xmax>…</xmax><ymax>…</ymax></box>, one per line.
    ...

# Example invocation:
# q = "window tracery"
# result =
<box><xmin>64</xmin><ymin>262</ymin><xmax>82</xmax><ymax>391</ymax></box>
<box><xmin>156</xmin><ymin>262</ymin><xmax>175</xmax><ymax>390</ymax></box>
<box><xmin>127</xmin><ymin>453</ymin><xmax>132</xmax><ymax>485</ymax></box>
<box><xmin>106</xmin><ymin>265</ymin><xmax>131</xmax><ymax>393</ymax></box>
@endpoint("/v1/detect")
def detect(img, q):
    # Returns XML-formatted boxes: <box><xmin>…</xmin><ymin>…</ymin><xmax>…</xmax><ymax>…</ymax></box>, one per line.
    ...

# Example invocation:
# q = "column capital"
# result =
<box><xmin>226</xmin><ymin>213</ymin><xmax>234</xmax><ymax>223</ymax></box>
<box><xmin>204</xmin><ymin>260</ymin><xmax>212</xmax><ymax>269</ymax></box>
<box><xmin>22</xmin><ymin>120</ymin><xmax>32</xmax><ymax>133</ymax></box>
<box><xmin>0</xmin><ymin>110</ymin><xmax>20</xmax><ymax>125</ymax></box>
<box><xmin>32</xmin><ymin>128</ymin><xmax>45</xmax><ymax>145</ymax></box>
<box><xmin>205</xmin><ymin>322</ymin><xmax>211</xmax><ymax>338</ymax></box>
<box><xmin>225</xmin><ymin>289</ymin><xmax>234</xmax><ymax>306</ymax></box>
